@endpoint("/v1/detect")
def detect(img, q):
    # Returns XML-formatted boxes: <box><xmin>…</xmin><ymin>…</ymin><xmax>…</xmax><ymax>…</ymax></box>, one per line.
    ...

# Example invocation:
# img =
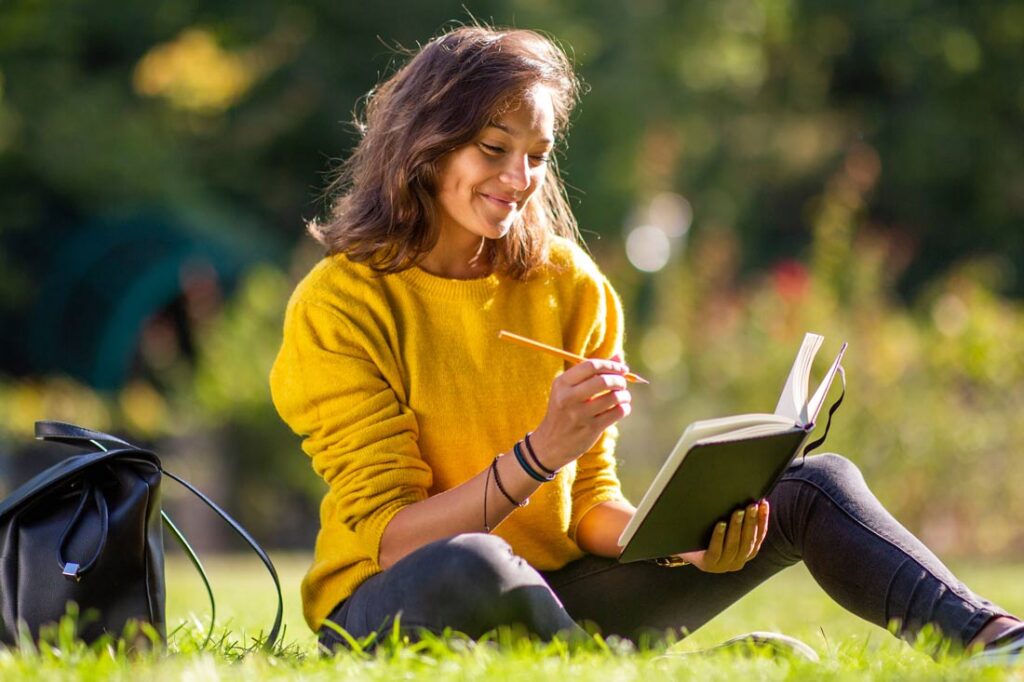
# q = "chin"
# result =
<box><xmin>483</xmin><ymin>221</ymin><xmax>514</xmax><ymax>240</ymax></box>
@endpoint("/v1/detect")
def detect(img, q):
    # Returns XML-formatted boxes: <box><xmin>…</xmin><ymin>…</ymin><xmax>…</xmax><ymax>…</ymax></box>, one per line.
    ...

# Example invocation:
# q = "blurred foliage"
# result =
<box><xmin>1</xmin><ymin>1</ymin><xmax>1023</xmax><ymax>552</ymax></box>
<box><xmin>1</xmin><ymin>0</ymin><xmax>1023</xmax><ymax>308</ymax></box>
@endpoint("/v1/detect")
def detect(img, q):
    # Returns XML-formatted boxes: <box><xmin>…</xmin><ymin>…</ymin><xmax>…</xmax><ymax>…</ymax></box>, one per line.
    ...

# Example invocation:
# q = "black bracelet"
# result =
<box><xmin>492</xmin><ymin>456</ymin><xmax>527</xmax><ymax>507</ymax></box>
<box><xmin>524</xmin><ymin>432</ymin><xmax>558</xmax><ymax>476</ymax></box>
<box><xmin>483</xmin><ymin>456</ymin><xmax>493</xmax><ymax>532</ymax></box>
<box><xmin>514</xmin><ymin>441</ymin><xmax>552</xmax><ymax>482</ymax></box>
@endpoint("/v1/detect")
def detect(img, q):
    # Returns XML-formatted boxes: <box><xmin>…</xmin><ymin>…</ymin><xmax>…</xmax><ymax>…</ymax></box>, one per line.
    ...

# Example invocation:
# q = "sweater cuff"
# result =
<box><xmin>361</xmin><ymin>494</ymin><xmax>425</xmax><ymax>568</ymax></box>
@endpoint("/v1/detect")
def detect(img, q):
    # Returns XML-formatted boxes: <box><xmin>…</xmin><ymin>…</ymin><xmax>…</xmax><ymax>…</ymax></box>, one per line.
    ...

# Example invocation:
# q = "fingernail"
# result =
<box><xmin>717</xmin><ymin>522</ymin><xmax>727</xmax><ymax>532</ymax></box>
<box><xmin>735</xmin><ymin>511</ymin><xmax>744</xmax><ymax>521</ymax></box>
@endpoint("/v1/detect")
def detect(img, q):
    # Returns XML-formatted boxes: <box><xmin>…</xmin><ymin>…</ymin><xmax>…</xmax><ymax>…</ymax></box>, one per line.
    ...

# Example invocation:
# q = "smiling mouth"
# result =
<box><xmin>481</xmin><ymin>193</ymin><xmax>517</xmax><ymax>210</ymax></box>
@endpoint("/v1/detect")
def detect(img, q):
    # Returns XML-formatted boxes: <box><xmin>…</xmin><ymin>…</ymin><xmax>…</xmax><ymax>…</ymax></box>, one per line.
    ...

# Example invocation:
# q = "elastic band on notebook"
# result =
<box><xmin>798</xmin><ymin>364</ymin><xmax>846</xmax><ymax>463</ymax></box>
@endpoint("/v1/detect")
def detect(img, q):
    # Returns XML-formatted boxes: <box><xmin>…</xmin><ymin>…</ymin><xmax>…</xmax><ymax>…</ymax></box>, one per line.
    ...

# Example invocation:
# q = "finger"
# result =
<box><xmin>753</xmin><ymin>499</ymin><xmax>770</xmax><ymax>554</ymax></box>
<box><xmin>573</xmin><ymin>373</ymin><xmax>629</xmax><ymax>402</ymax></box>
<box><xmin>567</xmin><ymin>358</ymin><xmax>629</xmax><ymax>383</ymax></box>
<box><xmin>587</xmin><ymin>388</ymin><xmax>632</xmax><ymax>417</ymax></box>
<box><xmin>721</xmin><ymin>509</ymin><xmax>745</xmax><ymax>567</ymax></box>
<box><xmin>739</xmin><ymin>503</ymin><xmax>759</xmax><ymax>559</ymax></box>
<box><xmin>703</xmin><ymin>521</ymin><xmax>727</xmax><ymax>567</ymax></box>
<box><xmin>591</xmin><ymin>395</ymin><xmax>632</xmax><ymax>431</ymax></box>
<box><xmin>562</xmin><ymin>358</ymin><xmax>630</xmax><ymax>386</ymax></box>
<box><xmin>592</xmin><ymin>400</ymin><xmax>632</xmax><ymax>430</ymax></box>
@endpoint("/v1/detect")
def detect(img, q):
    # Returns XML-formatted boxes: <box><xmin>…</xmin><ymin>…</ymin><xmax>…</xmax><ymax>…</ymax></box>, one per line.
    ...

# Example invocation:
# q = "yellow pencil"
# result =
<box><xmin>498</xmin><ymin>330</ymin><xmax>650</xmax><ymax>384</ymax></box>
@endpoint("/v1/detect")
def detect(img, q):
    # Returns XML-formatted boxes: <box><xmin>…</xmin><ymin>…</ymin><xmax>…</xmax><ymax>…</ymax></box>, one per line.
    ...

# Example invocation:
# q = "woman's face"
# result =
<box><xmin>433</xmin><ymin>84</ymin><xmax>556</xmax><ymax>247</ymax></box>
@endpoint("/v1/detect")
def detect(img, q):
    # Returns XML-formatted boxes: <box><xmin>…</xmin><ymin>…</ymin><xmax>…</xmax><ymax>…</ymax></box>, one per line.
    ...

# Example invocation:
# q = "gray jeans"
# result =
<box><xmin>320</xmin><ymin>454</ymin><xmax>1010</xmax><ymax>648</ymax></box>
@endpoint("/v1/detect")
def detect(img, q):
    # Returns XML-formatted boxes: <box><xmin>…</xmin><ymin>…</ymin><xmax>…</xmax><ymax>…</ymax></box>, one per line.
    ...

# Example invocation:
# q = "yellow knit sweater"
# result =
<box><xmin>269</xmin><ymin>236</ymin><xmax>627</xmax><ymax>631</ymax></box>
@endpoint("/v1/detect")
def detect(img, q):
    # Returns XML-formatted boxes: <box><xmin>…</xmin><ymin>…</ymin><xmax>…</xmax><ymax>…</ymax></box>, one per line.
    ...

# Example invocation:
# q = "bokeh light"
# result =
<box><xmin>626</xmin><ymin>224</ymin><xmax>671</xmax><ymax>272</ymax></box>
<box><xmin>624</xmin><ymin>192</ymin><xmax>692</xmax><ymax>272</ymax></box>
<box><xmin>648</xmin><ymin>192</ymin><xmax>693</xmax><ymax>238</ymax></box>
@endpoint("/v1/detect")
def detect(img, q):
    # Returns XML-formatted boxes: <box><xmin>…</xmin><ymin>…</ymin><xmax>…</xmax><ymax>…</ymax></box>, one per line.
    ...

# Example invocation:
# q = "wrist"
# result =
<box><xmin>528</xmin><ymin>426</ymin><xmax>572</xmax><ymax>470</ymax></box>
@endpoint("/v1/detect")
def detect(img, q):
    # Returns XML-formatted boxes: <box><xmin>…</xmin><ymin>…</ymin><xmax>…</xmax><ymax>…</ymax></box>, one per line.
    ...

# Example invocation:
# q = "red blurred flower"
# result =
<box><xmin>772</xmin><ymin>260</ymin><xmax>810</xmax><ymax>301</ymax></box>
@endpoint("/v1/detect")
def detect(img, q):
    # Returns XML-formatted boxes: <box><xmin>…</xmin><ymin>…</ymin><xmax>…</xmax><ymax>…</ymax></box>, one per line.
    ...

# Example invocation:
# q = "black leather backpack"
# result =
<box><xmin>0</xmin><ymin>421</ymin><xmax>282</xmax><ymax>649</ymax></box>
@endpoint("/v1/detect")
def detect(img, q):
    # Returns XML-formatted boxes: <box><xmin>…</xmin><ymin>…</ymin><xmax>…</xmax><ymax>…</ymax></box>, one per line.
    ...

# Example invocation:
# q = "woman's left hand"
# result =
<box><xmin>674</xmin><ymin>500</ymin><xmax>770</xmax><ymax>573</ymax></box>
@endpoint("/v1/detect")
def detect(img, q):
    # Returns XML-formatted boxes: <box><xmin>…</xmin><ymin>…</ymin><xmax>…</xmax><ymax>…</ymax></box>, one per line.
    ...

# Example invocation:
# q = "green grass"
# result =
<box><xmin>2</xmin><ymin>554</ymin><xmax>1022</xmax><ymax>680</ymax></box>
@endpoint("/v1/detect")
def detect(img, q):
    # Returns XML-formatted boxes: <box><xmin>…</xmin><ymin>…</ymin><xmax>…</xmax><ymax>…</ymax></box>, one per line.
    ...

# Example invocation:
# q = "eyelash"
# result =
<box><xmin>479</xmin><ymin>143</ymin><xmax>550</xmax><ymax>165</ymax></box>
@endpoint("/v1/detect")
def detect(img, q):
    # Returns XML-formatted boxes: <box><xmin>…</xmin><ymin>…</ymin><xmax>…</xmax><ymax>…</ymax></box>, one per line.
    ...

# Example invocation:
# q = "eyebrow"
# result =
<box><xmin>487</xmin><ymin>122</ymin><xmax>554</xmax><ymax>146</ymax></box>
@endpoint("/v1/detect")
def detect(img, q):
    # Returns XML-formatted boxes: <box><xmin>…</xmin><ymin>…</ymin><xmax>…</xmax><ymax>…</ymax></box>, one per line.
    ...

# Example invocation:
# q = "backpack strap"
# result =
<box><xmin>161</xmin><ymin>511</ymin><xmax>216</xmax><ymax>649</ymax></box>
<box><xmin>162</xmin><ymin>469</ymin><xmax>283</xmax><ymax>652</ymax></box>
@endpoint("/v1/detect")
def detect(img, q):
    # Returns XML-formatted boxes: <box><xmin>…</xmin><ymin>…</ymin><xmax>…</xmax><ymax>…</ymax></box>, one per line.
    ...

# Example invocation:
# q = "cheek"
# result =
<box><xmin>524</xmin><ymin>168</ymin><xmax>548</xmax><ymax>200</ymax></box>
<box><xmin>439</xmin><ymin>158</ymin><xmax>488</xmax><ymax>200</ymax></box>
<box><xmin>435</xmin><ymin>171</ymin><xmax>469</xmax><ymax>213</ymax></box>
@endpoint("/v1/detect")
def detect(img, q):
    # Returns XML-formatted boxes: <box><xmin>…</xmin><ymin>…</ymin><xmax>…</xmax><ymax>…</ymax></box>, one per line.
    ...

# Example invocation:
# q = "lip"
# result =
<box><xmin>480</xmin><ymin>192</ymin><xmax>517</xmax><ymax>210</ymax></box>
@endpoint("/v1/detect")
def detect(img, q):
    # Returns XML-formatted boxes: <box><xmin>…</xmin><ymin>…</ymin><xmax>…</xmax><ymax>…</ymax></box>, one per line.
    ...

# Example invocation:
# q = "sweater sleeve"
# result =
<box><xmin>568</xmin><ymin>274</ymin><xmax>629</xmax><ymax>540</ymax></box>
<box><xmin>269</xmin><ymin>295</ymin><xmax>433</xmax><ymax>567</ymax></box>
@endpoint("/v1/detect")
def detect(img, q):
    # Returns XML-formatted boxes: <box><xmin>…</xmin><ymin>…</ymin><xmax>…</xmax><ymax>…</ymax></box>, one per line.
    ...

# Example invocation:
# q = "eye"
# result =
<box><xmin>529</xmin><ymin>154</ymin><xmax>551</xmax><ymax>167</ymax></box>
<box><xmin>479</xmin><ymin>143</ymin><xmax>505</xmax><ymax>155</ymax></box>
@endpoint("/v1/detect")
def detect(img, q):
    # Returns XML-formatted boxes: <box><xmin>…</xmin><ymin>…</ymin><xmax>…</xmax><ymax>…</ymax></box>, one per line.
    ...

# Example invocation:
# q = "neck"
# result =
<box><xmin>419</xmin><ymin>233</ymin><xmax>492</xmax><ymax>280</ymax></box>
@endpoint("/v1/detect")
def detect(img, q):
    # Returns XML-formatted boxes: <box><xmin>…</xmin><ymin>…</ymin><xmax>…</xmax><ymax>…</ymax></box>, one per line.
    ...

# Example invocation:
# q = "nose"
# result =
<box><xmin>498</xmin><ymin>154</ymin><xmax>531</xmax><ymax>193</ymax></box>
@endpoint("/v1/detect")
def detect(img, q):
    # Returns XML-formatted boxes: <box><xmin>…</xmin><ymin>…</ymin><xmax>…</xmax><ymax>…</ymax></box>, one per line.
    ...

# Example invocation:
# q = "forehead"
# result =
<box><xmin>489</xmin><ymin>85</ymin><xmax>555</xmax><ymax>142</ymax></box>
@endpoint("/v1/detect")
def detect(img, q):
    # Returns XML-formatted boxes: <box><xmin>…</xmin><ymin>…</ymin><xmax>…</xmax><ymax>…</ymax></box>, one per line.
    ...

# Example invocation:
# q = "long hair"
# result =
<box><xmin>309</xmin><ymin>26</ymin><xmax>582</xmax><ymax>279</ymax></box>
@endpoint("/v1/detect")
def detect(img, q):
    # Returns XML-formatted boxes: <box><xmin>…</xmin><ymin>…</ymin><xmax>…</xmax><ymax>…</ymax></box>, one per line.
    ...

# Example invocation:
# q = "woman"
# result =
<box><xmin>269</xmin><ymin>26</ymin><xmax>1022</xmax><ymax>659</ymax></box>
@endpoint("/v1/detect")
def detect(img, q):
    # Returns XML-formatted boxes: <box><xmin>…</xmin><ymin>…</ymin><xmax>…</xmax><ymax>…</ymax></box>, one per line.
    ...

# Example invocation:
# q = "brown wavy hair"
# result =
<box><xmin>308</xmin><ymin>26</ymin><xmax>583</xmax><ymax>279</ymax></box>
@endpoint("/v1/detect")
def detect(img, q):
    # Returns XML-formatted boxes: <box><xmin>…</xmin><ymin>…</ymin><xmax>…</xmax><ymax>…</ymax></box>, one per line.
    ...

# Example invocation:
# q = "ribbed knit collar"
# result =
<box><xmin>393</xmin><ymin>264</ymin><xmax>504</xmax><ymax>302</ymax></box>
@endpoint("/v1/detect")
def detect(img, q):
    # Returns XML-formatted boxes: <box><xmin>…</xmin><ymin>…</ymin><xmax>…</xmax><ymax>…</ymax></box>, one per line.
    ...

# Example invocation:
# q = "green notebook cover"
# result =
<box><xmin>617</xmin><ymin>428</ymin><xmax>809</xmax><ymax>562</ymax></box>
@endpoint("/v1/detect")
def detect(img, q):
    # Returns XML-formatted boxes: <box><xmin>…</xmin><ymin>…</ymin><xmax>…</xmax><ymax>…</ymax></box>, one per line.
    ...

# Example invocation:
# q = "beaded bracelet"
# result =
<box><xmin>523</xmin><ymin>432</ymin><xmax>558</xmax><ymax>477</ymax></box>
<box><xmin>492</xmin><ymin>456</ymin><xmax>527</xmax><ymax>507</ymax></box>
<box><xmin>513</xmin><ymin>441</ymin><xmax>553</xmax><ymax>482</ymax></box>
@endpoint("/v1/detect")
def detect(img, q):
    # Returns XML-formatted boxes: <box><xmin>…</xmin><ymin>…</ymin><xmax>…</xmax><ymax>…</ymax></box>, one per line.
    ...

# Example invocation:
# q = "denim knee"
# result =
<box><xmin>787</xmin><ymin>452</ymin><xmax>863</xmax><ymax>490</ymax></box>
<box><xmin>319</xmin><ymin>533</ymin><xmax>581</xmax><ymax>649</ymax></box>
<box><xmin>389</xmin><ymin>534</ymin><xmax>575</xmax><ymax>636</ymax></box>
<box><xmin>432</xmin><ymin>533</ymin><xmax>535</xmax><ymax>595</ymax></box>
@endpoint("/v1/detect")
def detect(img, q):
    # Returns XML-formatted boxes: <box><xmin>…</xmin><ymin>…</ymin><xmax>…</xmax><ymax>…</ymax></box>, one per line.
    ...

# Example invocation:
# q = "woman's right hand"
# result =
<box><xmin>529</xmin><ymin>355</ymin><xmax>632</xmax><ymax>470</ymax></box>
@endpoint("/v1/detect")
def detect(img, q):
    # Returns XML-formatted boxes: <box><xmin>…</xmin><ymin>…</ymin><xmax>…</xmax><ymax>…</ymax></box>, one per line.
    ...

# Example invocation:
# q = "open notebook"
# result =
<box><xmin>618</xmin><ymin>333</ymin><xmax>847</xmax><ymax>562</ymax></box>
